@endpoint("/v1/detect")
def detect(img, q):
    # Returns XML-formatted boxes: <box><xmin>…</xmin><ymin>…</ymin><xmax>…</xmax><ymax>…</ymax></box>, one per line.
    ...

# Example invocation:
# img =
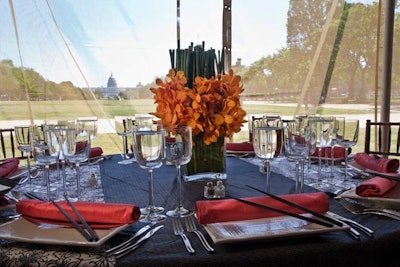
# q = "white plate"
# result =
<box><xmin>0</xmin><ymin>217</ymin><xmax>129</xmax><ymax>247</ymax></box>
<box><xmin>340</xmin><ymin>186</ymin><xmax>400</xmax><ymax>209</ymax></box>
<box><xmin>6</xmin><ymin>168</ymin><xmax>28</xmax><ymax>180</ymax></box>
<box><xmin>203</xmin><ymin>212</ymin><xmax>349</xmax><ymax>245</ymax></box>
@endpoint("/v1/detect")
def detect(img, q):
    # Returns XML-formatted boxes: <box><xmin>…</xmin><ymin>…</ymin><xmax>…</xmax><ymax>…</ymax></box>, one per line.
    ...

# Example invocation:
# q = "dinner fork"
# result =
<box><xmin>173</xmin><ymin>218</ymin><xmax>195</xmax><ymax>254</ymax></box>
<box><xmin>340</xmin><ymin>197</ymin><xmax>400</xmax><ymax>220</ymax></box>
<box><xmin>184</xmin><ymin>215</ymin><xmax>214</xmax><ymax>252</ymax></box>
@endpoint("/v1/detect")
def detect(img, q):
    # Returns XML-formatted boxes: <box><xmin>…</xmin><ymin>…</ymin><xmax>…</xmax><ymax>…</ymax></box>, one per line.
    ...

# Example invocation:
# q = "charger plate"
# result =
<box><xmin>340</xmin><ymin>185</ymin><xmax>400</xmax><ymax>210</ymax></box>
<box><xmin>203</xmin><ymin>212</ymin><xmax>349</xmax><ymax>245</ymax></box>
<box><xmin>0</xmin><ymin>217</ymin><xmax>129</xmax><ymax>247</ymax></box>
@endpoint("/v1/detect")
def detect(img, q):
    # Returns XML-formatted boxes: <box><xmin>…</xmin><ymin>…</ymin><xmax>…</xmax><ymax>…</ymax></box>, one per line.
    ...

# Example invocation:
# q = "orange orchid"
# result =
<box><xmin>150</xmin><ymin>69</ymin><xmax>247</xmax><ymax>145</ymax></box>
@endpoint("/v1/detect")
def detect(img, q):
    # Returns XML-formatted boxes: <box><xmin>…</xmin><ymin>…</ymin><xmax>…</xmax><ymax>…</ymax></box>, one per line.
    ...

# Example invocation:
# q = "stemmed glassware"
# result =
<box><xmin>32</xmin><ymin>126</ymin><xmax>60</xmax><ymax>200</ymax></box>
<box><xmin>115</xmin><ymin>116</ymin><xmax>134</xmax><ymax>164</ymax></box>
<box><xmin>133</xmin><ymin>124</ymin><xmax>166</xmax><ymax>223</ymax></box>
<box><xmin>252</xmin><ymin>119</ymin><xmax>283</xmax><ymax>192</ymax></box>
<box><xmin>165</xmin><ymin>126</ymin><xmax>193</xmax><ymax>217</ymax></box>
<box><xmin>14</xmin><ymin>125</ymin><xmax>35</xmax><ymax>181</ymax></box>
<box><xmin>62</xmin><ymin>127</ymin><xmax>90</xmax><ymax>200</ymax></box>
<box><xmin>284</xmin><ymin>121</ymin><xmax>310</xmax><ymax>193</ymax></box>
<box><xmin>336</xmin><ymin>118</ymin><xmax>359</xmax><ymax>189</ymax></box>
<box><xmin>76</xmin><ymin>117</ymin><xmax>97</xmax><ymax>144</ymax></box>
<box><xmin>307</xmin><ymin>116</ymin><xmax>335</xmax><ymax>190</ymax></box>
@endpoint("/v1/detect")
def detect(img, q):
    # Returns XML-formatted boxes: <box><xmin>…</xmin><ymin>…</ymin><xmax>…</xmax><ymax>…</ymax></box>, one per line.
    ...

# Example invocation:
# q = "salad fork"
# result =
<box><xmin>340</xmin><ymin>197</ymin><xmax>400</xmax><ymax>220</ymax></box>
<box><xmin>173</xmin><ymin>218</ymin><xmax>195</xmax><ymax>254</ymax></box>
<box><xmin>184</xmin><ymin>215</ymin><xmax>214</xmax><ymax>252</ymax></box>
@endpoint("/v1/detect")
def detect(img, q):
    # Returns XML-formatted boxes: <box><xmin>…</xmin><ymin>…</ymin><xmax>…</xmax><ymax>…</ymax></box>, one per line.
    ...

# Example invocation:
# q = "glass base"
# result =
<box><xmin>140</xmin><ymin>205</ymin><xmax>164</xmax><ymax>215</ymax></box>
<box><xmin>335</xmin><ymin>180</ymin><xmax>356</xmax><ymax>190</ymax></box>
<box><xmin>183</xmin><ymin>172</ymin><xmax>227</xmax><ymax>182</ymax></box>
<box><xmin>139</xmin><ymin>213</ymin><xmax>166</xmax><ymax>223</ymax></box>
<box><xmin>166</xmin><ymin>206</ymin><xmax>193</xmax><ymax>218</ymax></box>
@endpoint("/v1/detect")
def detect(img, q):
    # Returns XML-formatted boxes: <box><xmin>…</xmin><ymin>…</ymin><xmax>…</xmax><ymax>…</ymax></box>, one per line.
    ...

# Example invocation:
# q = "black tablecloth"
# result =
<box><xmin>100</xmin><ymin>155</ymin><xmax>400</xmax><ymax>267</ymax></box>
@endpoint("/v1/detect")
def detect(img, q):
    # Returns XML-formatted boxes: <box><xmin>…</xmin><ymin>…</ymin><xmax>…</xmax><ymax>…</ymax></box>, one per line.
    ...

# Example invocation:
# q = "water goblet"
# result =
<box><xmin>307</xmin><ymin>116</ymin><xmax>335</xmax><ymax>190</ymax></box>
<box><xmin>76</xmin><ymin>117</ymin><xmax>97</xmax><ymax>143</ymax></box>
<box><xmin>133</xmin><ymin>124</ymin><xmax>166</xmax><ymax>223</ymax></box>
<box><xmin>14</xmin><ymin>125</ymin><xmax>35</xmax><ymax>181</ymax></box>
<box><xmin>165</xmin><ymin>126</ymin><xmax>193</xmax><ymax>217</ymax></box>
<box><xmin>33</xmin><ymin>126</ymin><xmax>60</xmax><ymax>200</ymax></box>
<box><xmin>62</xmin><ymin>128</ymin><xmax>90</xmax><ymax>200</ymax></box>
<box><xmin>336</xmin><ymin>118</ymin><xmax>359</xmax><ymax>189</ymax></box>
<box><xmin>284</xmin><ymin>121</ymin><xmax>309</xmax><ymax>193</ymax></box>
<box><xmin>115</xmin><ymin>116</ymin><xmax>134</xmax><ymax>164</ymax></box>
<box><xmin>252</xmin><ymin>121</ymin><xmax>283</xmax><ymax>192</ymax></box>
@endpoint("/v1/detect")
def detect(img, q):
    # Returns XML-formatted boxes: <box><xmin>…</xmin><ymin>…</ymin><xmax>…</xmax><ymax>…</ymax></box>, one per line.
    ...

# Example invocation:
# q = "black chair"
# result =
<box><xmin>0</xmin><ymin>128</ymin><xmax>23</xmax><ymax>160</ymax></box>
<box><xmin>364</xmin><ymin>119</ymin><xmax>400</xmax><ymax>157</ymax></box>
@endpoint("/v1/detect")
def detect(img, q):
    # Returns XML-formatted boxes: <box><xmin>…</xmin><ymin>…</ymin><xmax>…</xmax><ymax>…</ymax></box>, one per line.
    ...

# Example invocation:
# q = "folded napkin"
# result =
<box><xmin>0</xmin><ymin>158</ymin><xmax>19</xmax><ymax>178</ymax></box>
<box><xmin>89</xmin><ymin>147</ymin><xmax>103</xmax><ymax>158</ymax></box>
<box><xmin>75</xmin><ymin>141</ymin><xmax>103</xmax><ymax>158</ymax></box>
<box><xmin>355</xmin><ymin>176</ymin><xmax>399</xmax><ymax>197</ymax></box>
<box><xmin>226</xmin><ymin>142</ymin><xmax>254</xmax><ymax>152</ymax></box>
<box><xmin>16</xmin><ymin>200</ymin><xmax>141</xmax><ymax>229</ymax></box>
<box><xmin>195</xmin><ymin>192</ymin><xmax>329</xmax><ymax>224</ymax></box>
<box><xmin>354</xmin><ymin>152</ymin><xmax>399</xmax><ymax>173</ymax></box>
<box><xmin>311</xmin><ymin>147</ymin><xmax>350</xmax><ymax>158</ymax></box>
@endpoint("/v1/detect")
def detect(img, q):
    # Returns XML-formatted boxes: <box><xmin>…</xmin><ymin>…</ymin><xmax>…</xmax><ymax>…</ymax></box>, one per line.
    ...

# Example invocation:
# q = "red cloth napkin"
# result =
<box><xmin>311</xmin><ymin>147</ymin><xmax>350</xmax><ymax>158</ymax></box>
<box><xmin>356</xmin><ymin>176</ymin><xmax>399</xmax><ymax>197</ymax></box>
<box><xmin>89</xmin><ymin>147</ymin><xmax>103</xmax><ymax>158</ymax></box>
<box><xmin>226</xmin><ymin>142</ymin><xmax>254</xmax><ymax>152</ymax></box>
<box><xmin>0</xmin><ymin>158</ymin><xmax>19</xmax><ymax>178</ymax></box>
<box><xmin>16</xmin><ymin>199</ymin><xmax>141</xmax><ymax>229</ymax></box>
<box><xmin>195</xmin><ymin>192</ymin><xmax>329</xmax><ymax>224</ymax></box>
<box><xmin>75</xmin><ymin>141</ymin><xmax>103</xmax><ymax>158</ymax></box>
<box><xmin>354</xmin><ymin>152</ymin><xmax>399</xmax><ymax>173</ymax></box>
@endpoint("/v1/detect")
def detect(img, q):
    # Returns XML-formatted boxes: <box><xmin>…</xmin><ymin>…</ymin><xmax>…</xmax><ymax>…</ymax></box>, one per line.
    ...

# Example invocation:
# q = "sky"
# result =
<box><xmin>0</xmin><ymin>0</ymin><xmax>289</xmax><ymax>88</ymax></box>
<box><xmin>0</xmin><ymin>0</ymin><xmax>378</xmax><ymax>88</ymax></box>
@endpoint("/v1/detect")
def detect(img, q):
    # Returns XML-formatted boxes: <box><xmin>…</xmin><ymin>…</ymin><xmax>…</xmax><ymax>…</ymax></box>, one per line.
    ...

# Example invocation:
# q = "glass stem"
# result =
<box><xmin>176</xmin><ymin>165</ymin><xmax>183</xmax><ymax>209</ymax></box>
<box><xmin>300</xmin><ymin>159</ymin><xmax>305</xmax><ymax>192</ymax></box>
<box><xmin>26</xmin><ymin>155</ymin><xmax>31</xmax><ymax>182</ymax></box>
<box><xmin>330</xmin><ymin>146</ymin><xmax>335</xmax><ymax>178</ymax></box>
<box><xmin>45</xmin><ymin>165</ymin><xmax>50</xmax><ymax>201</ymax></box>
<box><xmin>318</xmin><ymin>147</ymin><xmax>322</xmax><ymax>178</ymax></box>
<box><xmin>265</xmin><ymin>160</ymin><xmax>271</xmax><ymax>193</ymax></box>
<box><xmin>76</xmin><ymin>163</ymin><xmax>81</xmax><ymax>199</ymax></box>
<box><xmin>344</xmin><ymin>147</ymin><xmax>349</xmax><ymax>181</ymax></box>
<box><xmin>148</xmin><ymin>168</ymin><xmax>154</xmax><ymax>212</ymax></box>
<box><xmin>295</xmin><ymin>160</ymin><xmax>299</xmax><ymax>193</ymax></box>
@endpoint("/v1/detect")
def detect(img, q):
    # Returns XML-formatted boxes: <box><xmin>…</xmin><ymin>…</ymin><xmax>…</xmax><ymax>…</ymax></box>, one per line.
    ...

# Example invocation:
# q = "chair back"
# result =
<box><xmin>364</xmin><ymin>119</ymin><xmax>400</xmax><ymax>157</ymax></box>
<box><xmin>0</xmin><ymin>128</ymin><xmax>23</xmax><ymax>159</ymax></box>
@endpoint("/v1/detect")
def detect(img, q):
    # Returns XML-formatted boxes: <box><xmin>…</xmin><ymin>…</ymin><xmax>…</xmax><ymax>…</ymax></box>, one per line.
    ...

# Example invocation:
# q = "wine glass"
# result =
<box><xmin>132</xmin><ymin>124</ymin><xmax>166</xmax><ymax>223</ymax></box>
<box><xmin>32</xmin><ymin>126</ymin><xmax>60</xmax><ymax>200</ymax></box>
<box><xmin>252</xmin><ymin>120</ymin><xmax>283</xmax><ymax>192</ymax></box>
<box><xmin>76</xmin><ymin>117</ymin><xmax>97</xmax><ymax>143</ymax></box>
<box><xmin>115</xmin><ymin>116</ymin><xmax>134</xmax><ymax>164</ymax></box>
<box><xmin>307</xmin><ymin>116</ymin><xmax>335</xmax><ymax>190</ymax></box>
<box><xmin>14</xmin><ymin>125</ymin><xmax>35</xmax><ymax>182</ymax></box>
<box><xmin>62</xmin><ymin>128</ymin><xmax>90</xmax><ymax>200</ymax></box>
<box><xmin>165</xmin><ymin>126</ymin><xmax>193</xmax><ymax>217</ymax></box>
<box><xmin>336</xmin><ymin>118</ymin><xmax>359</xmax><ymax>189</ymax></box>
<box><xmin>284</xmin><ymin>121</ymin><xmax>309</xmax><ymax>193</ymax></box>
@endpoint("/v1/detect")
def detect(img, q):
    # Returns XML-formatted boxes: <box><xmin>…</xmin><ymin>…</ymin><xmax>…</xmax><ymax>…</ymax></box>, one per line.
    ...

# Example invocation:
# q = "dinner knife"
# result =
<box><xmin>105</xmin><ymin>224</ymin><xmax>152</xmax><ymax>254</ymax></box>
<box><xmin>113</xmin><ymin>225</ymin><xmax>164</xmax><ymax>258</ymax></box>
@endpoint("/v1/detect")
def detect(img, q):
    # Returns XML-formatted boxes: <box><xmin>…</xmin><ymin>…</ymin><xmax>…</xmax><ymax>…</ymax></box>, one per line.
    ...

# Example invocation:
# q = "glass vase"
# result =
<box><xmin>183</xmin><ymin>133</ymin><xmax>227</xmax><ymax>182</ymax></box>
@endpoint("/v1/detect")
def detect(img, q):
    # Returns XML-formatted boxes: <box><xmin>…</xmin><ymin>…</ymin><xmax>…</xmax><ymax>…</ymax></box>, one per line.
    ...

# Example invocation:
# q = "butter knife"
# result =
<box><xmin>105</xmin><ymin>224</ymin><xmax>152</xmax><ymax>254</ymax></box>
<box><xmin>113</xmin><ymin>225</ymin><xmax>164</xmax><ymax>258</ymax></box>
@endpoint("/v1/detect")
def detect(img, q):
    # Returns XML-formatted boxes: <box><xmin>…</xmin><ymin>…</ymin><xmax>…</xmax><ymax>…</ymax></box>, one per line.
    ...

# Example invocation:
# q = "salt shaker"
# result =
<box><xmin>204</xmin><ymin>182</ymin><xmax>215</xmax><ymax>198</ymax></box>
<box><xmin>214</xmin><ymin>180</ymin><xmax>225</xmax><ymax>198</ymax></box>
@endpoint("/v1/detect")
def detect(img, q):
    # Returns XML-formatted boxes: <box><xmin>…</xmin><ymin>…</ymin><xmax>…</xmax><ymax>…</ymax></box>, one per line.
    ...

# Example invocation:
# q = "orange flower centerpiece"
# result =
<box><xmin>150</xmin><ymin>42</ymin><xmax>247</xmax><ymax>180</ymax></box>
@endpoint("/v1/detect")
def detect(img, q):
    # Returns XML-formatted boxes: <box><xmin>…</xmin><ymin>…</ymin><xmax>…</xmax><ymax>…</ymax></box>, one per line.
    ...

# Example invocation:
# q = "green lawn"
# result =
<box><xmin>0</xmin><ymin>99</ymin><xmax>372</xmax><ymax>155</ymax></box>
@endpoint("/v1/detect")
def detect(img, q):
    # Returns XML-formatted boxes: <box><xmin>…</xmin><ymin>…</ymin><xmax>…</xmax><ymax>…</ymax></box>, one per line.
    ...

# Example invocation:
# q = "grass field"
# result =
<box><xmin>0</xmin><ymin>99</ymin><xmax>374</xmax><ymax>155</ymax></box>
